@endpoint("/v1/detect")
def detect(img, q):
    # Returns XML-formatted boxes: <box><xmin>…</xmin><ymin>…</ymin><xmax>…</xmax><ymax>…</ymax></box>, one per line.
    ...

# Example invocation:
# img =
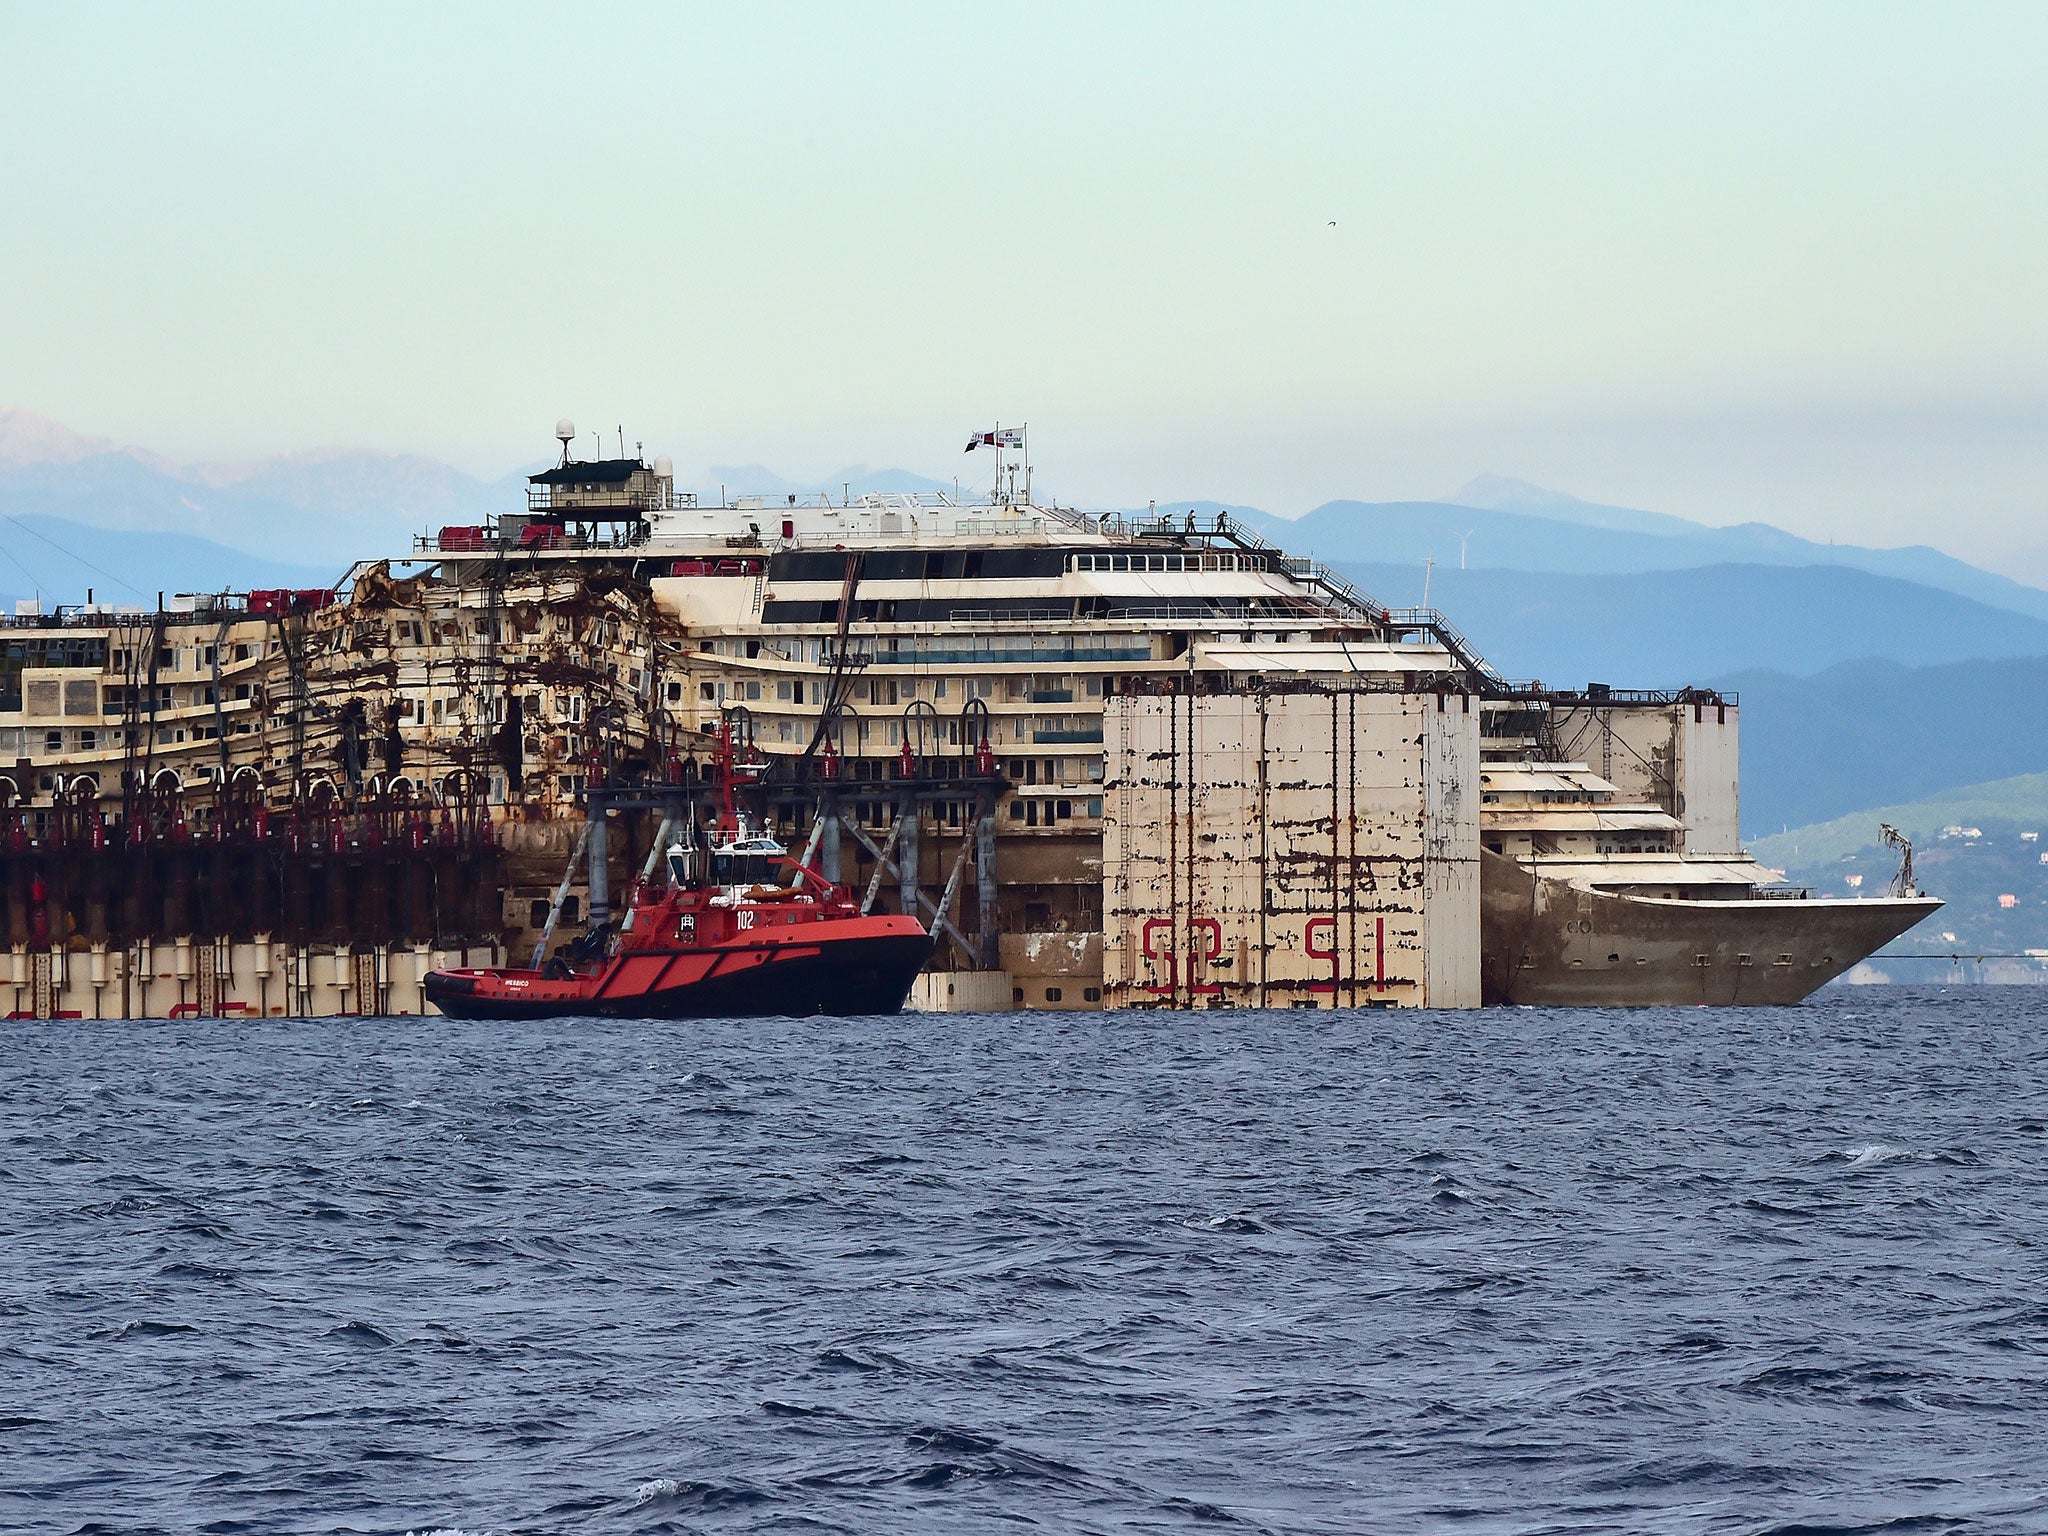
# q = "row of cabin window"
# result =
<box><xmin>5</xmin><ymin>721</ymin><xmax>255</xmax><ymax>754</ymax></box>
<box><xmin>1008</xmin><ymin>798</ymin><xmax>1102</xmax><ymax>825</ymax></box>
<box><xmin>1069</xmin><ymin>552</ymin><xmax>1249</xmax><ymax>573</ymax></box>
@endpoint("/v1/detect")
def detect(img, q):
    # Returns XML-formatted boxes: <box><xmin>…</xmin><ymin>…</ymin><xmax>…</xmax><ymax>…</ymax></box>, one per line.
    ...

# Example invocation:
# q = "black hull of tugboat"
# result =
<box><xmin>424</xmin><ymin>931</ymin><xmax>936</xmax><ymax>1021</ymax></box>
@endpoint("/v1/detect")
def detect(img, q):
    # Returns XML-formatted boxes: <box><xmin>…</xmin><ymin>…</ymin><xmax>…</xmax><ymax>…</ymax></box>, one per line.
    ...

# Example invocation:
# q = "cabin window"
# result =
<box><xmin>1083</xmin><ymin>987</ymin><xmax>1102</xmax><ymax>1003</ymax></box>
<box><xmin>1044</xmin><ymin>987</ymin><xmax>1063</xmax><ymax>1003</ymax></box>
<box><xmin>712</xmin><ymin>849</ymin><xmax>777</xmax><ymax>886</ymax></box>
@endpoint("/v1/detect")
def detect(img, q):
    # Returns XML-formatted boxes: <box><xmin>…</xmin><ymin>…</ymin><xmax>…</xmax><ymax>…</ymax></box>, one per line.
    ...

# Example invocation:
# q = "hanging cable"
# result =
<box><xmin>1</xmin><ymin>513</ymin><xmax>150</xmax><ymax>600</ymax></box>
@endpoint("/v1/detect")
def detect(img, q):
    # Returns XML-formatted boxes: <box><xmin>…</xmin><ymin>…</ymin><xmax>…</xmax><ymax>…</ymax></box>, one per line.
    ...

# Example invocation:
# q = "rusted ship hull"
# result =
<box><xmin>1479</xmin><ymin>850</ymin><xmax>1940</xmax><ymax>1007</ymax></box>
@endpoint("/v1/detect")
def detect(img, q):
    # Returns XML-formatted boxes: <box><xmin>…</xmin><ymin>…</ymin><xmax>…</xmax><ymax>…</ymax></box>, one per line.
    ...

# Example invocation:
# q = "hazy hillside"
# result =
<box><xmin>1755</xmin><ymin>772</ymin><xmax>2048</xmax><ymax>868</ymax></box>
<box><xmin>1330</xmin><ymin>561</ymin><xmax>2048</xmax><ymax>685</ymax></box>
<box><xmin>1288</xmin><ymin>498</ymin><xmax>2048</xmax><ymax>623</ymax></box>
<box><xmin>0</xmin><ymin>515</ymin><xmax>338</xmax><ymax>609</ymax></box>
<box><xmin>1719</xmin><ymin>657</ymin><xmax>2048</xmax><ymax>836</ymax></box>
<box><xmin>0</xmin><ymin>452</ymin><xmax>521</xmax><ymax>568</ymax></box>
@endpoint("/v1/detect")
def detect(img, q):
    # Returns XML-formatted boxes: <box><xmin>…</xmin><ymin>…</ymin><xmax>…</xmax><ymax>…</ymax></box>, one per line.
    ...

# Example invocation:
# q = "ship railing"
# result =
<box><xmin>4</xmin><ymin>605</ymin><xmax>156</xmax><ymax>628</ymax></box>
<box><xmin>946</xmin><ymin>607</ymin><xmax>1085</xmax><ymax>625</ymax></box>
<box><xmin>1481</xmin><ymin>682</ymin><xmax>1741</xmax><ymax>707</ymax></box>
<box><xmin>872</xmin><ymin>644</ymin><xmax>1153</xmax><ymax>665</ymax></box>
<box><xmin>3</xmin><ymin>593</ymin><xmax>255</xmax><ymax>628</ymax></box>
<box><xmin>1382</xmin><ymin>606</ymin><xmax>1507</xmax><ymax>686</ymax></box>
<box><xmin>413</xmin><ymin>523</ymin><xmax>654</xmax><ymax>556</ymax></box>
<box><xmin>1125</xmin><ymin>511</ymin><xmax>1391</xmax><ymax>622</ymax></box>
<box><xmin>526</xmin><ymin>487</ymin><xmax>665</xmax><ymax>514</ymax></box>
<box><xmin>1749</xmin><ymin>885</ymin><xmax>1815</xmax><ymax>900</ymax></box>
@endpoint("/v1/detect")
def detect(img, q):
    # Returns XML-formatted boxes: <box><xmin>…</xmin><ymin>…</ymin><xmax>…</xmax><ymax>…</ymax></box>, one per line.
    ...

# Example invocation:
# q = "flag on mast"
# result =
<box><xmin>965</xmin><ymin>427</ymin><xmax>1025</xmax><ymax>452</ymax></box>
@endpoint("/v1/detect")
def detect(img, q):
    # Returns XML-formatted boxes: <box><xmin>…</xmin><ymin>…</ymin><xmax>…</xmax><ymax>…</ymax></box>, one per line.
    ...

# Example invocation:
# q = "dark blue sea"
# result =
<box><xmin>4</xmin><ymin>987</ymin><xmax>2047</xmax><ymax>1535</ymax></box>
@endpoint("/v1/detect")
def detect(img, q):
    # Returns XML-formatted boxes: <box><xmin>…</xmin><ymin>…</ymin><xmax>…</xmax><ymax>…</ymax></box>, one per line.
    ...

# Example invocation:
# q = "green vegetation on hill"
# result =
<box><xmin>1752</xmin><ymin>772</ymin><xmax>2048</xmax><ymax>868</ymax></box>
<box><xmin>1754</xmin><ymin>773</ymin><xmax>2048</xmax><ymax>957</ymax></box>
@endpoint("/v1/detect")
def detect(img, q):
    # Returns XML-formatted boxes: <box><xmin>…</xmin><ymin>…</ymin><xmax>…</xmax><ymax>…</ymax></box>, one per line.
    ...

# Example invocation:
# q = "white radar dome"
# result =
<box><xmin>653</xmin><ymin>455</ymin><xmax>674</xmax><ymax>478</ymax></box>
<box><xmin>555</xmin><ymin>417</ymin><xmax>576</xmax><ymax>442</ymax></box>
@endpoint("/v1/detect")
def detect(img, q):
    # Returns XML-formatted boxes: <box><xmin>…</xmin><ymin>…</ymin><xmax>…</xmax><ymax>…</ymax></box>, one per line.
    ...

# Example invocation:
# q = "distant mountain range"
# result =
<box><xmin>1328</xmin><ymin>561</ymin><xmax>2048</xmax><ymax>685</ymax></box>
<box><xmin>1718</xmin><ymin>657</ymin><xmax>2048</xmax><ymax>837</ymax></box>
<box><xmin>0</xmin><ymin>515</ymin><xmax>336</xmax><ymax>611</ymax></box>
<box><xmin>1214</xmin><ymin>477</ymin><xmax>2048</xmax><ymax>625</ymax></box>
<box><xmin>0</xmin><ymin>410</ymin><xmax>978</xmax><ymax>570</ymax></box>
<box><xmin>0</xmin><ymin>409</ymin><xmax>529</xmax><ymax>568</ymax></box>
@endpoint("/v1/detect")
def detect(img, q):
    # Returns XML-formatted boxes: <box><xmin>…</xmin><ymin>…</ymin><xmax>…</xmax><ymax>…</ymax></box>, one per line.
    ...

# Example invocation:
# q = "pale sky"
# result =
<box><xmin>2</xmin><ymin>2</ymin><xmax>2044</xmax><ymax>559</ymax></box>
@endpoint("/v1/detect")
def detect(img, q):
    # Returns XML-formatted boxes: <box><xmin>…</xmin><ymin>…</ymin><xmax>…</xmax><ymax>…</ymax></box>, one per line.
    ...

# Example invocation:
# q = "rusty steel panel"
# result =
<box><xmin>1102</xmin><ymin>688</ymin><xmax>1479</xmax><ymax>1010</ymax></box>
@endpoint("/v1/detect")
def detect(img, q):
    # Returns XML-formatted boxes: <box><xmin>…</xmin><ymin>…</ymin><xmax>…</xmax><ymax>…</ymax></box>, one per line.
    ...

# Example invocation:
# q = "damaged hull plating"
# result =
<box><xmin>1478</xmin><ymin>851</ymin><xmax>1941</xmax><ymax>1007</ymax></box>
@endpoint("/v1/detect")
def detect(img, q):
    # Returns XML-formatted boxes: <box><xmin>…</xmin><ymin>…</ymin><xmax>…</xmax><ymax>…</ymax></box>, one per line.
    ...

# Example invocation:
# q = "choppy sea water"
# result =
<box><xmin>4</xmin><ymin>987</ymin><xmax>2047</xmax><ymax>1535</ymax></box>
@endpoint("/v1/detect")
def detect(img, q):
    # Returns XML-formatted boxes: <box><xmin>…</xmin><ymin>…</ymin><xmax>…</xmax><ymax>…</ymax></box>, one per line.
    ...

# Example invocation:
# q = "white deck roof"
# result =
<box><xmin>1190</xmin><ymin>640</ymin><xmax>1458</xmax><ymax>674</ymax></box>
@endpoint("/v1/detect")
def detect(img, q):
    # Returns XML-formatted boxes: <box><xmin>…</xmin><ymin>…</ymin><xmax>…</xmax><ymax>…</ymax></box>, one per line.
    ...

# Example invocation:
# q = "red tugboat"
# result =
<box><xmin>424</xmin><ymin>727</ymin><xmax>933</xmax><ymax>1020</ymax></box>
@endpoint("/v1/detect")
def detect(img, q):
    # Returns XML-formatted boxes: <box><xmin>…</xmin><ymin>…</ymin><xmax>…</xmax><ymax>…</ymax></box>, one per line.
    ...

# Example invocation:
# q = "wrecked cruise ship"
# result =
<box><xmin>0</xmin><ymin>423</ymin><xmax>1937</xmax><ymax>1018</ymax></box>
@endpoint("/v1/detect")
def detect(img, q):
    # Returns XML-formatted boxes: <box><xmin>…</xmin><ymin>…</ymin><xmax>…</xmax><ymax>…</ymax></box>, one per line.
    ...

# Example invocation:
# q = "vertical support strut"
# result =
<box><xmin>586</xmin><ymin>807</ymin><xmax>610</xmax><ymax>930</ymax></box>
<box><xmin>896</xmin><ymin>793</ymin><xmax>919</xmax><ymax>920</ymax></box>
<box><xmin>821</xmin><ymin>792</ymin><xmax>841</xmax><ymax>884</ymax></box>
<box><xmin>975</xmin><ymin>794</ymin><xmax>1000</xmax><ymax>971</ymax></box>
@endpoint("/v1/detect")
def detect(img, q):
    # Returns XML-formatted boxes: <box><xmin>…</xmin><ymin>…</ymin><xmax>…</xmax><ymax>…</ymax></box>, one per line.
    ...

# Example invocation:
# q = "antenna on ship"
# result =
<box><xmin>555</xmin><ymin>418</ymin><xmax>576</xmax><ymax>467</ymax></box>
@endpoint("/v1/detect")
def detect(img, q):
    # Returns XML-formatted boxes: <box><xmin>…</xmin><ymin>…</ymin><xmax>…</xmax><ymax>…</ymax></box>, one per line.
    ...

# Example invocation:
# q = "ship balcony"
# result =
<box><xmin>526</xmin><ymin>487</ymin><xmax>672</xmax><ymax>516</ymax></box>
<box><xmin>869</xmin><ymin>644</ymin><xmax>1153</xmax><ymax>665</ymax></box>
<box><xmin>417</xmin><ymin>521</ymin><xmax>650</xmax><ymax>556</ymax></box>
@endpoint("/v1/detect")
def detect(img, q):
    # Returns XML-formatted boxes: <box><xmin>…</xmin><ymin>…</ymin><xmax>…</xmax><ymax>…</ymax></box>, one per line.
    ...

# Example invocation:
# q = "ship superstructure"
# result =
<box><xmin>0</xmin><ymin>430</ymin><xmax>1937</xmax><ymax>1017</ymax></box>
